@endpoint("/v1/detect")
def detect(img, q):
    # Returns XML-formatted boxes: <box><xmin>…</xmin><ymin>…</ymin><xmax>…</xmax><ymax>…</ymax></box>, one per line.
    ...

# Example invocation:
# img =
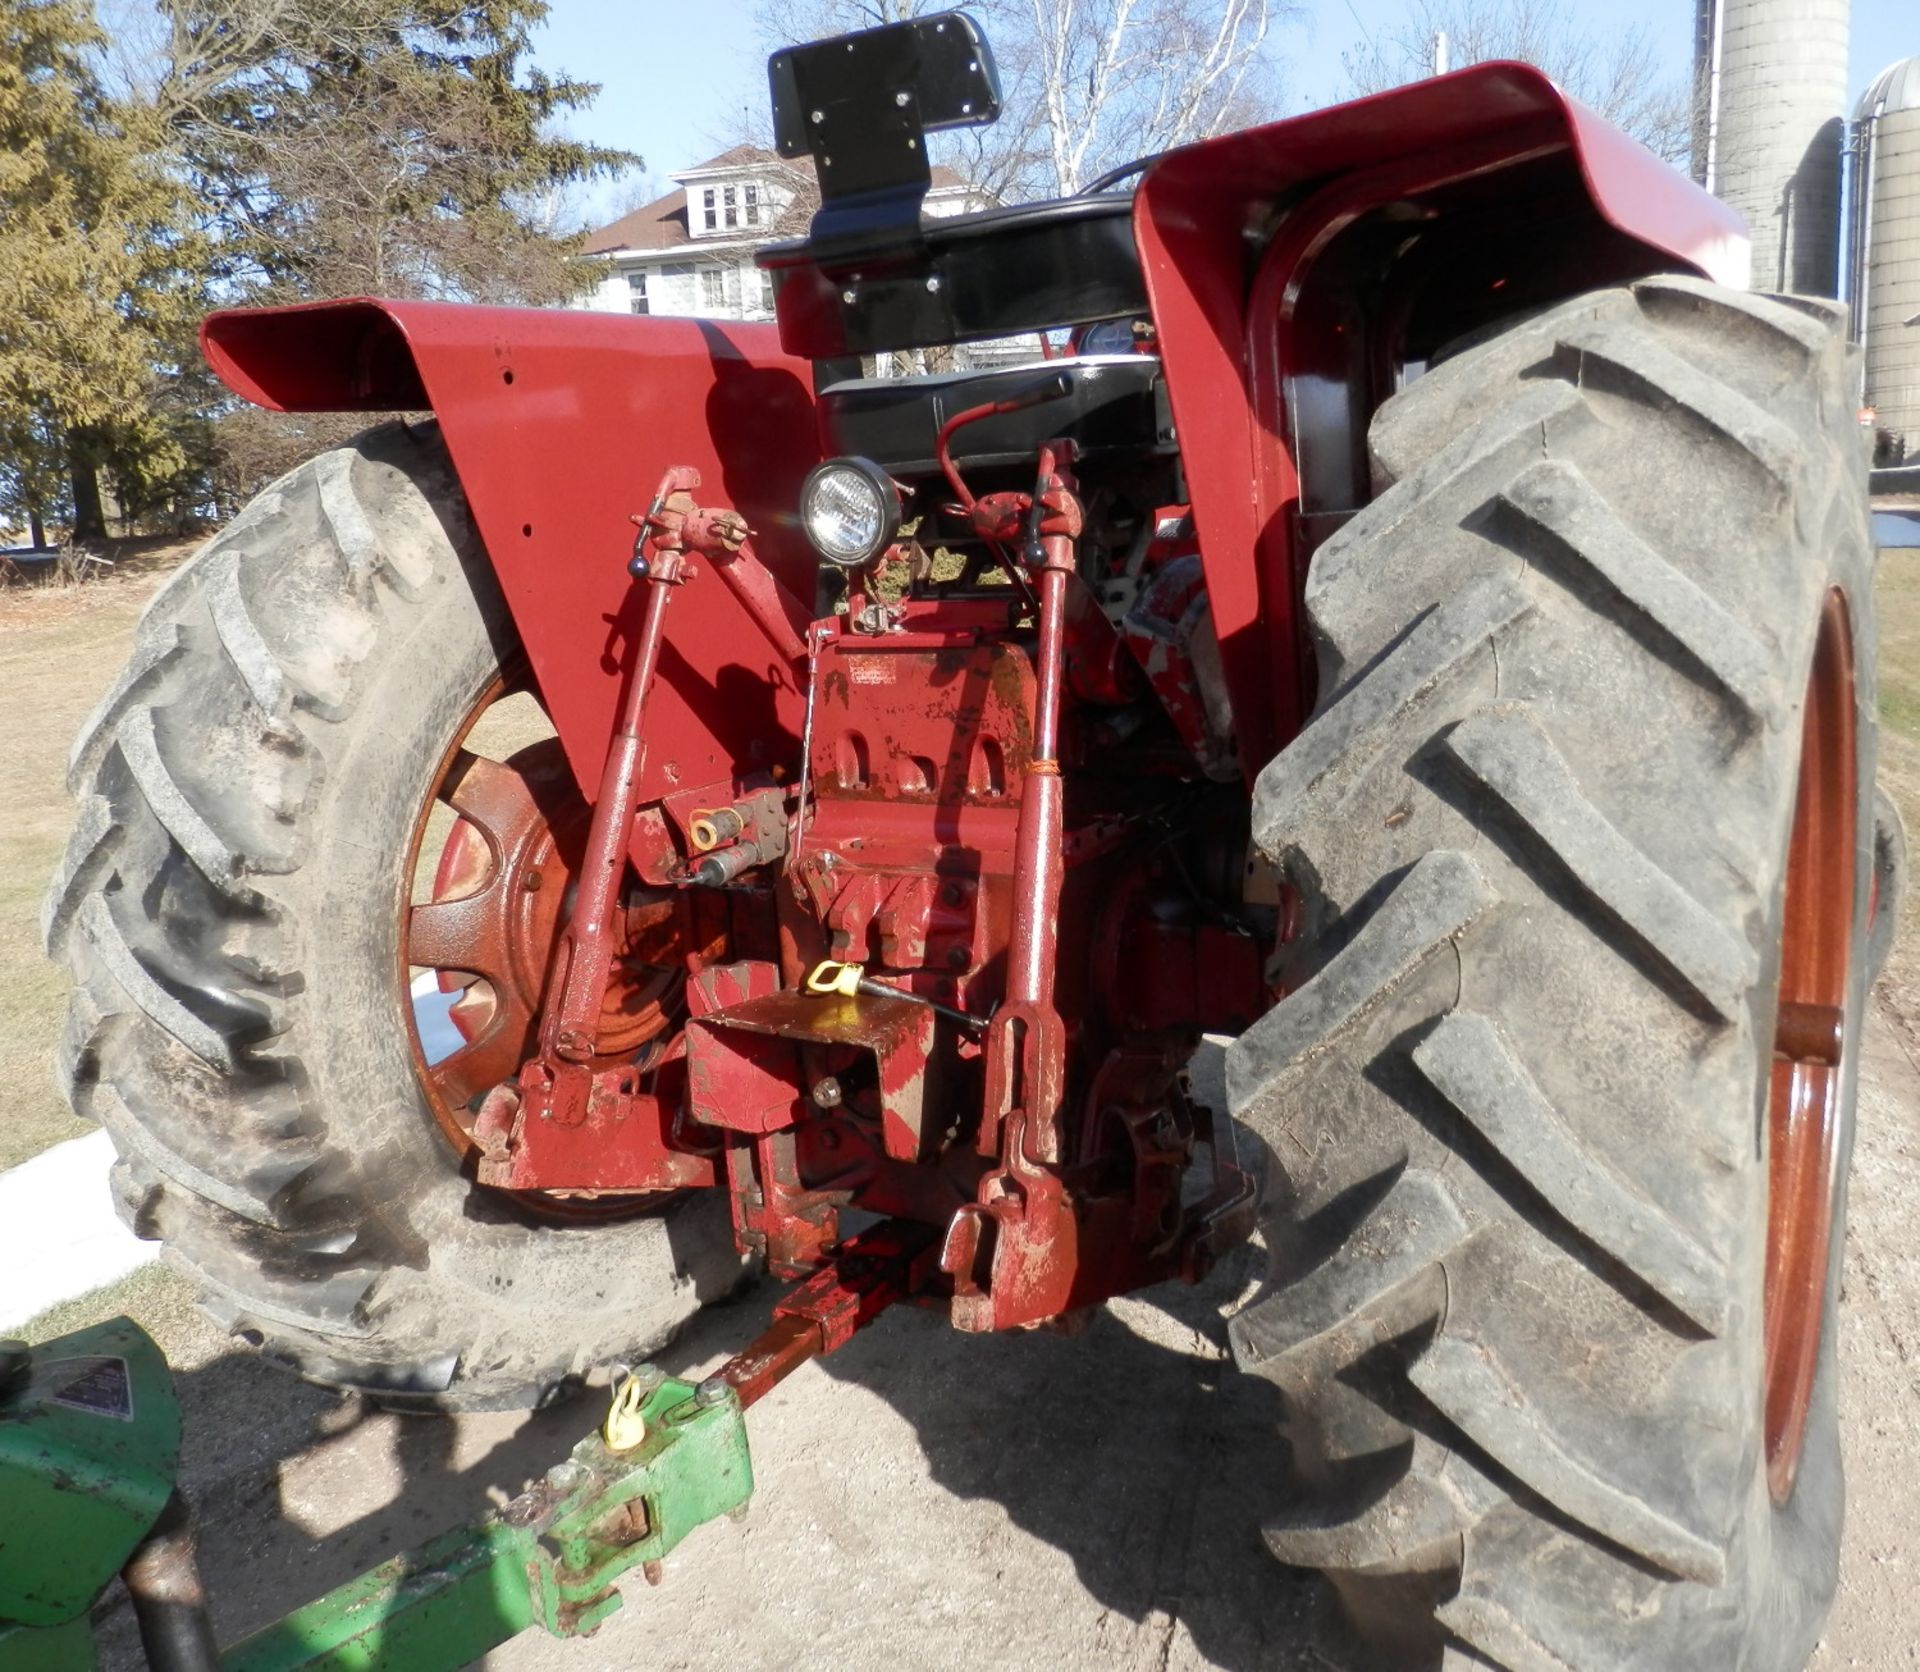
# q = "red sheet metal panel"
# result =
<box><xmin>1132</xmin><ymin>61</ymin><xmax>1748</xmax><ymax>775</ymax></box>
<box><xmin>200</xmin><ymin>300</ymin><xmax>823</xmax><ymax>809</ymax></box>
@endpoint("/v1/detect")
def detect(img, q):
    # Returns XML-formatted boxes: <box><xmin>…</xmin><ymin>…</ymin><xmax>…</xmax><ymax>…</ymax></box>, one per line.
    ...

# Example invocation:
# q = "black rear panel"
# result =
<box><xmin>763</xmin><ymin>196</ymin><xmax>1147</xmax><ymax>360</ymax></box>
<box><xmin>817</xmin><ymin>355</ymin><xmax>1172</xmax><ymax>476</ymax></box>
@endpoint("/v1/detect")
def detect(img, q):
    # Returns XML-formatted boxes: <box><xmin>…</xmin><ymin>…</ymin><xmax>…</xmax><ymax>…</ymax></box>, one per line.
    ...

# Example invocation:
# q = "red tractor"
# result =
<box><xmin>45</xmin><ymin>13</ymin><xmax>1894</xmax><ymax>1667</ymax></box>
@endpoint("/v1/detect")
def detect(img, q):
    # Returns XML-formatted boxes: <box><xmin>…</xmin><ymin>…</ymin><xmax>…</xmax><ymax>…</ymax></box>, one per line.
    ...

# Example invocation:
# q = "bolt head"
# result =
<box><xmin>926</xmin><ymin>275</ymin><xmax>942</xmax><ymax>294</ymax></box>
<box><xmin>695</xmin><ymin>1375</ymin><xmax>730</xmax><ymax>1408</ymax></box>
<box><xmin>842</xmin><ymin>288</ymin><xmax>857</xmax><ymax>304</ymax></box>
<box><xmin>546</xmin><ymin>1460</ymin><xmax>588</xmax><ymax>1493</ymax></box>
<box><xmin>895</xmin><ymin>90</ymin><xmax>910</xmax><ymax>107</ymax></box>
<box><xmin>810</xmin><ymin>107</ymin><xmax>825</xmax><ymax>123</ymax></box>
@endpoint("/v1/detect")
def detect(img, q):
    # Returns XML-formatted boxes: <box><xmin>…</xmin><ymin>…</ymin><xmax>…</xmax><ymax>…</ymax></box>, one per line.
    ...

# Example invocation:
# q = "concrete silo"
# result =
<box><xmin>1694</xmin><ymin>0</ymin><xmax>1850</xmax><ymax>295</ymax></box>
<box><xmin>1850</xmin><ymin>58</ymin><xmax>1920</xmax><ymax>456</ymax></box>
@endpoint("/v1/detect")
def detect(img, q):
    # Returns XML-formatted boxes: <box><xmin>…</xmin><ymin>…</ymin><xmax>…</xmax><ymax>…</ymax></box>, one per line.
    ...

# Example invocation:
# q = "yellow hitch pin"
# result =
<box><xmin>805</xmin><ymin>958</ymin><xmax>992</xmax><ymax>1036</ymax></box>
<box><xmin>603</xmin><ymin>1371</ymin><xmax>649</xmax><ymax>1453</ymax></box>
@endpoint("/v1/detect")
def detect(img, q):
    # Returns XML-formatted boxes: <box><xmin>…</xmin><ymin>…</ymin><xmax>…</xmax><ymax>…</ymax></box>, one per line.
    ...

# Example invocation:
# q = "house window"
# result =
<box><xmin>701</xmin><ymin>188</ymin><xmax>717</xmax><ymax>231</ymax></box>
<box><xmin>627</xmin><ymin>270</ymin><xmax>648</xmax><ymax>315</ymax></box>
<box><xmin>700</xmin><ymin>268</ymin><xmax>726</xmax><ymax>309</ymax></box>
<box><xmin>722</xmin><ymin>185</ymin><xmax>738</xmax><ymax>229</ymax></box>
<box><xmin>759</xmin><ymin>270</ymin><xmax>775</xmax><ymax>314</ymax></box>
<box><xmin>744</xmin><ymin>184</ymin><xmax>761</xmax><ymax>226</ymax></box>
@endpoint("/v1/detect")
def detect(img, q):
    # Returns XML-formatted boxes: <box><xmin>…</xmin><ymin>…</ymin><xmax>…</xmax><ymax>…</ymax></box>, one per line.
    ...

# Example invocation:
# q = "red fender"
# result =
<box><xmin>1133</xmin><ymin>61</ymin><xmax>1747</xmax><ymax>773</ymax></box>
<box><xmin>200</xmin><ymin>302</ymin><xmax>823</xmax><ymax>810</ymax></box>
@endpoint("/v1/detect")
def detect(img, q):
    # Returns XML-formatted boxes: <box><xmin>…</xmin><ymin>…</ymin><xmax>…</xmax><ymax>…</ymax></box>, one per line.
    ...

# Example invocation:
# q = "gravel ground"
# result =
<box><xmin>61</xmin><ymin>1020</ymin><xmax>1920</xmax><ymax>1671</ymax></box>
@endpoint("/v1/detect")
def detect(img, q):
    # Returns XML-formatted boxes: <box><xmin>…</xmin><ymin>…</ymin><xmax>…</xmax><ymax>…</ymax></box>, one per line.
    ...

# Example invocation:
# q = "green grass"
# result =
<box><xmin>1879</xmin><ymin>548</ymin><xmax>1920</xmax><ymax>747</ymax></box>
<box><xmin>0</xmin><ymin>547</ymin><xmax>197</xmax><ymax>1171</ymax></box>
<box><xmin>0</xmin><ymin>598</ymin><xmax>161</xmax><ymax>1170</ymax></box>
<box><xmin>18</xmin><ymin>1262</ymin><xmax>206</xmax><ymax>1356</ymax></box>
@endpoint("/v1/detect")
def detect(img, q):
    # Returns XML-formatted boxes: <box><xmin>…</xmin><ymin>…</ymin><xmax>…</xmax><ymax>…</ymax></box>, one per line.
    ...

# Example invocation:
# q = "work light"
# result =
<box><xmin>800</xmin><ymin>457</ymin><xmax>900</xmax><ymax>568</ymax></box>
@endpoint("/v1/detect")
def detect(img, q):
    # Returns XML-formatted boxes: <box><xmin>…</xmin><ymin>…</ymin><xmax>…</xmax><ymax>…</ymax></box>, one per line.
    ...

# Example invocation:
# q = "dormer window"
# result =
<box><xmin>694</xmin><ymin>178</ymin><xmax>771</xmax><ymax>236</ymax></box>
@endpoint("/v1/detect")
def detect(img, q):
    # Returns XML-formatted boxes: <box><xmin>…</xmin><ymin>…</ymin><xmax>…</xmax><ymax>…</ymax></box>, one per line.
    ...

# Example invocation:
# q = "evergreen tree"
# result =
<box><xmin>161</xmin><ymin>0</ymin><xmax>632</xmax><ymax>305</ymax></box>
<box><xmin>0</xmin><ymin>0</ymin><xmax>199</xmax><ymax>542</ymax></box>
<box><xmin>0</xmin><ymin>0</ymin><xmax>633</xmax><ymax>533</ymax></box>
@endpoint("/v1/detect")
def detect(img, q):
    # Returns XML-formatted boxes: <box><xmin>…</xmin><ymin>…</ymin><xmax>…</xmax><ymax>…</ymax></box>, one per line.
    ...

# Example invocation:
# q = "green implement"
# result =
<box><xmin>0</xmin><ymin>1319</ymin><xmax>181</xmax><ymax>1649</ymax></box>
<box><xmin>0</xmin><ymin>1327</ymin><xmax>751</xmax><ymax>1672</ymax></box>
<box><xmin>225</xmin><ymin>1370</ymin><xmax>752</xmax><ymax>1672</ymax></box>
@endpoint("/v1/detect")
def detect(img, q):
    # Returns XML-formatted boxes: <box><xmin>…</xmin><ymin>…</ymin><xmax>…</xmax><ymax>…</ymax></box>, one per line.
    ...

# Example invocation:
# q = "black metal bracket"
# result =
<box><xmin>767</xmin><ymin>11</ymin><xmax>1001</xmax><ymax>276</ymax></box>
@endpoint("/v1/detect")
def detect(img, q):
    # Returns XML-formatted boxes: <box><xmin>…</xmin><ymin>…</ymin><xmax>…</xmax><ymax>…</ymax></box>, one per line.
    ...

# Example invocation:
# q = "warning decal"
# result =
<box><xmin>47</xmin><ymin>1356</ymin><xmax>135</xmax><ymax>1421</ymax></box>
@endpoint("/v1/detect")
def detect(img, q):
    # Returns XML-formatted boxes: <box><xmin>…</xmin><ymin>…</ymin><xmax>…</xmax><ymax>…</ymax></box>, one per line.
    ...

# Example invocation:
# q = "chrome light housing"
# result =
<box><xmin>800</xmin><ymin>456</ymin><xmax>900</xmax><ymax>568</ymax></box>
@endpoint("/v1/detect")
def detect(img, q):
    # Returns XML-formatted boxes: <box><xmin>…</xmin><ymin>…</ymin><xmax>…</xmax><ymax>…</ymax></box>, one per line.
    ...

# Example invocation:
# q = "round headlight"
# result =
<box><xmin>800</xmin><ymin>457</ymin><xmax>900</xmax><ymax>569</ymax></box>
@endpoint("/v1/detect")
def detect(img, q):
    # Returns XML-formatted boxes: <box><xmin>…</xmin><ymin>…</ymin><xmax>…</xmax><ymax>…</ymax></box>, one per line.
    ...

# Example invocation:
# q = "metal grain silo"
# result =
<box><xmin>1850</xmin><ymin>58</ymin><xmax>1920</xmax><ymax>451</ymax></box>
<box><xmin>1694</xmin><ymin>0</ymin><xmax>1850</xmax><ymax>295</ymax></box>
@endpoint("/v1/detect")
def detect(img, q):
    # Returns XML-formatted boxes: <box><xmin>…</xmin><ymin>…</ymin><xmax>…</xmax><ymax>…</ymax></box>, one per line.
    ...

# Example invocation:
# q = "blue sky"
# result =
<box><xmin>532</xmin><ymin>0</ymin><xmax>1914</xmax><ymax>224</ymax></box>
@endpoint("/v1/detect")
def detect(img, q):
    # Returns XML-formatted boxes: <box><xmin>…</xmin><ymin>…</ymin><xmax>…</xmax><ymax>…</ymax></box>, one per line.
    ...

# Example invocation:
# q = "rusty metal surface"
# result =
<box><xmin>718</xmin><ymin>1222</ymin><xmax>937</xmax><ymax>1408</ymax></box>
<box><xmin>206</xmin><ymin>318</ymin><xmax>1267</xmax><ymax>1331</ymax></box>
<box><xmin>409</xmin><ymin>735</ymin><xmax>687</xmax><ymax>1159</ymax></box>
<box><xmin>1765</xmin><ymin>589</ymin><xmax>1861</xmax><ymax>1502</ymax></box>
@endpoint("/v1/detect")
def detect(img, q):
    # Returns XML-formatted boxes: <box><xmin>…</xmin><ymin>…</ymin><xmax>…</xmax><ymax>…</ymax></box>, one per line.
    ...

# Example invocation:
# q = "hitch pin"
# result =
<box><xmin>806</xmin><ymin>960</ymin><xmax>990</xmax><ymax>1035</ymax></box>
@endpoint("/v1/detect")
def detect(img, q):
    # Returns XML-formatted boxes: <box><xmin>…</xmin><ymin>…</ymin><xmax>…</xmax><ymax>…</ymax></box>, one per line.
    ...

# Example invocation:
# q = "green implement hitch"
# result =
<box><xmin>0</xmin><ymin>1330</ymin><xmax>751</xmax><ymax>1672</ymax></box>
<box><xmin>0</xmin><ymin>1321</ymin><xmax>182</xmax><ymax>1632</ymax></box>
<box><xmin>0</xmin><ymin>1224</ymin><xmax>921</xmax><ymax>1672</ymax></box>
<box><xmin>225</xmin><ymin>1369</ymin><xmax>751</xmax><ymax>1672</ymax></box>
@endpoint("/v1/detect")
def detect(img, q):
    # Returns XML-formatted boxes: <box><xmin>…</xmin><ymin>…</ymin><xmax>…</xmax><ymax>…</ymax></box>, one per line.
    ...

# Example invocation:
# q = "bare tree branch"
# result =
<box><xmin>1342</xmin><ymin>0</ymin><xmax>1691</xmax><ymax>164</ymax></box>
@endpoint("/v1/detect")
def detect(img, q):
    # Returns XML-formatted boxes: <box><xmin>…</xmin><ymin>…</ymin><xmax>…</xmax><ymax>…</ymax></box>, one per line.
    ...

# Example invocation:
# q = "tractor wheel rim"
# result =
<box><xmin>398</xmin><ymin>674</ymin><xmax>683</xmax><ymax>1221</ymax></box>
<box><xmin>1763</xmin><ymin>589</ymin><xmax>1857</xmax><ymax>1504</ymax></box>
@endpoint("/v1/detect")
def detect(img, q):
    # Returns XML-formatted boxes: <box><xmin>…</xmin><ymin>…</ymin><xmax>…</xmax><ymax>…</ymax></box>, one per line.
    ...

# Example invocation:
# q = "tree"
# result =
<box><xmin>92</xmin><ymin>0</ymin><xmax>638</xmax><ymax>497</ymax></box>
<box><xmin>754</xmin><ymin>0</ymin><xmax>1291</xmax><ymax>201</ymax></box>
<box><xmin>0</xmin><ymin>0</ymin><xmax>201</xmax><ymax>542</ymax></box>
<box><xmin>1341</xmin><ymin>0</ymin><xmax>1691</xmax><ymax>164</ymax></box>
<box><xmin>151</xmin><ymin>0</ymin><xmax>635</xmax><ymax>305</ymax></box>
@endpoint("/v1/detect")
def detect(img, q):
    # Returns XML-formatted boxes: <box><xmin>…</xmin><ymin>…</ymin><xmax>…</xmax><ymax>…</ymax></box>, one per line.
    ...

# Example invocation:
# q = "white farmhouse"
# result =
<box><xmin>580</xmin><ymin>144</ymin><xmax>983</xmax><ymax>325</ymax></box>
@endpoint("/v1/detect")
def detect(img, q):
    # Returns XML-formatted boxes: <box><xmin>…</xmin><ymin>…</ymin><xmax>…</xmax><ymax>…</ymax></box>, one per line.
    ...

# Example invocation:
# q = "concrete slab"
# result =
<box><xmin>0</xmin><ymin>1131</ymin><xmax>154</xmax><ymax>1331</ymax></box>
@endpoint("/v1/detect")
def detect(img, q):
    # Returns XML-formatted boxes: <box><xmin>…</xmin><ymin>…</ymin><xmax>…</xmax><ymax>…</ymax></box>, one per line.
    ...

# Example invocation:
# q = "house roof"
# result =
<box><xmin>584</xmin><ymin>146</ymin><xmax>975</xmax><ymax>257</ymax></box>
<box><xmin>674</xmin><ymin>142</ymin><xmax>796</xmax><ymax>181</ymax></box>
<box><xmin>583</xmin><ymin>186</ymin><xmax>692</xmax><ymax>255</ymax></box>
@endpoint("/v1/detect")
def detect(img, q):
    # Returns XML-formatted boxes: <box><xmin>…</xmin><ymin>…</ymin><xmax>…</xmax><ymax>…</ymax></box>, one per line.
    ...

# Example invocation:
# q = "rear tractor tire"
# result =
<box><xmin>1228</xmin><ymin>277</ymin><xmax>1876</xmax><ymax>1668</ymax></box>
<box><xmin>43</xmin><ymin>422</ymin><xmax>741</xmax><ymax>1410</ymax></box>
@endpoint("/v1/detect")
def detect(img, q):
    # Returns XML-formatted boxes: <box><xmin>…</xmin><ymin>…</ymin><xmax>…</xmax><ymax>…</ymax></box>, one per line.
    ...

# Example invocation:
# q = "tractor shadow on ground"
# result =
<box><xmin>83</xmin><ymin>1252</ymin><xmax>1318</xmax><ymax>1672</ymax></box>
<box><xmin>807</xmin><ymin>1236</ymin><xmax>1324</xmax><ymax>1672</ymax></box>
<box><xmin>82</xmin><ymin>1060</ymin><xmax>1321</xmax><ymax>1672</ymax></box>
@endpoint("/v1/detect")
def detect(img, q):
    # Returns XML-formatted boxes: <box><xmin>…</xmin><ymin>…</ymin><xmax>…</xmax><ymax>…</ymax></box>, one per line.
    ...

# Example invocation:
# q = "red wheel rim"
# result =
<box><xmin>398</xmin><ymin>676</ymin><xmax>692</xmax><ymax>1219</ymax></box>
<box><xmin>1763</xmin><ymin>590</ymin><xmax>1857</xmax><ymax>1504</ymax></box>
